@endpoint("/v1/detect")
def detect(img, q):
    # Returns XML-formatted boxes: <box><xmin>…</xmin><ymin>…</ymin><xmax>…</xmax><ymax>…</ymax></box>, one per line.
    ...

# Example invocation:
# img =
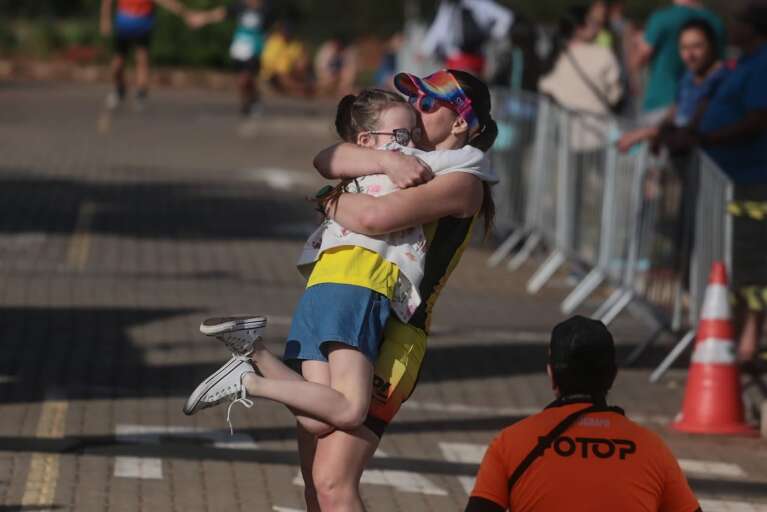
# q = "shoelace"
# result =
<box><xmin>225</xmin><ymin>381</ymin><xmax>254</xmax><ymax>435</ymax></box>
<box><xmin>218</xmin><ymin>332</ymin><xmax>257</xmax><ymax>357</ymax></box>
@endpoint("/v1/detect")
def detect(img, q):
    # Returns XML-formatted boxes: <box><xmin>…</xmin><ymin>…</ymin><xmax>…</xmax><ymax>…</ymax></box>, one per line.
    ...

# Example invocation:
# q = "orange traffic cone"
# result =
<box><xmin>671</xmin><ymin>262</ymin><xmax>757</xmax><ymax>435</ymax></box>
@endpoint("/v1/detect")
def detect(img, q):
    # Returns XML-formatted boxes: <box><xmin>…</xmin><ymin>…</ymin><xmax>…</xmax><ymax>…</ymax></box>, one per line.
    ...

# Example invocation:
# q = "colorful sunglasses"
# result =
<box><xmin>399</xmin><ymin>70</ymin><xmax>479</xmax><ymax>131</ymax></box>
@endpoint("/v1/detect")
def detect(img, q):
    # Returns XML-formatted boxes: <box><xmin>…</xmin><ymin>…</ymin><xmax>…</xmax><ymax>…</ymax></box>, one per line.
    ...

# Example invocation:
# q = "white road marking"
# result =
<box><xmin>438</xmin><ymin>442</ymin><xmax>486</xmax><ymax>495</ymax></box>
<box><xmin>114</xmin><ymin>456</ymin><xmax>162</xmax><ymax>479</ymax></box>
<box><xmin>404</xmin><ymin>400</ymin><xmax>669</xmax><ymax>425</ymax></box>
<box><xmin>241</xmin><ymin>168</ymin><xmax>323</xmax><ymax>191</ymax></box>
<box><xmin>292</xmin><ymin>449</ymin><xmax>447</xmax><ymax>496</ymax></box>
<box><xmin>699</xmin><ymin>500</ymin><xmax>767</xmax><ymax>512</ymax></box>
<box><xmin>114</xmin><ymin>424</ymin><xmax>260</xmax><ymax>479</ymax></box>
<box><xmin>273</xmin><ymin>507</ymin><xmax>304</xmax><ymax>512</ymax></box>
<box><xmin>438</xmin><ymin>443</ymin><xmax>752</xmax><ymax>497</ymax></box>
<box><xmin>679</xmin><ymin>459</ymin><xmax>747</xmax><ymax>479</ymax></box>
<box><xmin>4</xmin><ymin>233</ymin><xmax>47</xmax><ymax>252</ymax></box>
<box><xmin>404</xmin><ymin>400</ymin><xmax>537</xmax><ymax>418</ymax></box>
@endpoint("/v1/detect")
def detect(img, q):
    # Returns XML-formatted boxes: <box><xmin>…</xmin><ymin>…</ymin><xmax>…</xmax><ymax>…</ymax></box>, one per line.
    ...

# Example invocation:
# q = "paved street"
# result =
<box><xmin>0</xmin><ymin>81</ymin><xmax>765</xmax><ymax>511</ymax></box>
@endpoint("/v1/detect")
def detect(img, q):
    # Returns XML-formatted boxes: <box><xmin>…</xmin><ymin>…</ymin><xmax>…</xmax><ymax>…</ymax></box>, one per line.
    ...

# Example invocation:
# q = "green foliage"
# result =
<box><xmin>0</xmin><ymin>21</ymin><xmax>17</xmax><ymax>54</ymax></box>
<box><xmin>150</xmin><ymin>9</ymin><xmax>234</xmax><ymax>66</ymax></box>
<box><xmin>59</xmin><ymin>19</ymin><xmax>100</xmax><ymax>46</ymax></box>
<box><xmin>12</xmin><ymin>20</ymin><xmax>63</xmax><ymax>57</ymax></box>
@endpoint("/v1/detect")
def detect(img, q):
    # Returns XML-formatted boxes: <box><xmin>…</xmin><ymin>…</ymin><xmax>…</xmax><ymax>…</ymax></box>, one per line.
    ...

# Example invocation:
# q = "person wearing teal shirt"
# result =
<box><xmin>188</xmin><ymin>0</ymin><xmax>272</xmax><ymax>116</ymax></box>
<box><xmin>633</xmin><ymin>0</ymin><xmax>725</xmax><ymax>117</ymax></box>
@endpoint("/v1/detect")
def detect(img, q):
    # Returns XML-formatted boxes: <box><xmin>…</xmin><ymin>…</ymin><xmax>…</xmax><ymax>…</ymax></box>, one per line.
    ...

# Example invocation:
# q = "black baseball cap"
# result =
<box><xmin>549</xmin><ymin>316</ymin><xmax>616</xmax><ymax>373</ymax></box>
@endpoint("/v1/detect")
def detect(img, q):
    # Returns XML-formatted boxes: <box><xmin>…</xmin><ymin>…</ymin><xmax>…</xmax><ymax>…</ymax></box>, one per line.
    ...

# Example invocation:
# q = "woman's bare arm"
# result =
<box><xmin>327</xmin><ymin>172</ymin><xmax>483</xmax><ymax>235</ymax></box>
<box><xmin>313</xmin><ymin>143</ymin><xmax>434</xmax><ymax>188</ymax></box>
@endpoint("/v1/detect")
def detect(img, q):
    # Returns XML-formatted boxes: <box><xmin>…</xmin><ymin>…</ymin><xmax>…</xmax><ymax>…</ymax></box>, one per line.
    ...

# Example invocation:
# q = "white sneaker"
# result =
<box><xmin>200</xmin><ymin>316</ymin><xmax>267</xmax><ymax>356</ymax></box>
<box><xmin>183</xmin><ymin>355</ymin><xmax>256</xmax><ymax>430</ymax></box>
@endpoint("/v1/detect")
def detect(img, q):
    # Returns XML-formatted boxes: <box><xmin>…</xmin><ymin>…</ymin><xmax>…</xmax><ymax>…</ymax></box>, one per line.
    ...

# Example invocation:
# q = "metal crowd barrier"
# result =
<box><xmin>649</xmin><ymin>152</ymin><xmax>733</xmax><ymax>382</ymax></box>
<box><xmin>489</xmin><ymin>89</ymin><xmax>734</xmax><ymax>380</ymax></box>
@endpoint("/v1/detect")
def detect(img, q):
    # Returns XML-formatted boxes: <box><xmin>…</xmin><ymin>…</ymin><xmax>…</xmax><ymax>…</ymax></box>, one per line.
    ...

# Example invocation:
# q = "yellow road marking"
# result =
<box><xmin>21</xmin><ymin>400</ymin><xmax>68</xmax><ymax>508</ymax></box>
<box><xmin>67</xmin><ymin>202</ymin><xmax>96</xmax><ymax>271</ymax></box>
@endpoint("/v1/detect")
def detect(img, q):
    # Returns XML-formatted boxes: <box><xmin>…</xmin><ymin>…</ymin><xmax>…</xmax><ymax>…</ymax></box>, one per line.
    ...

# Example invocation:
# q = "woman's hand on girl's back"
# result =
<box><xmin>380</xmin><ymin>151</ymin><xmax>434</xmax><ymax>189</ymax></box>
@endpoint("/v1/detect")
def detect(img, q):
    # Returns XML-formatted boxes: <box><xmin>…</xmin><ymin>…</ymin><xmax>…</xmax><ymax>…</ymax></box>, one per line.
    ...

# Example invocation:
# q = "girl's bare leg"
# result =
<box><xmin>243</xmin><ymin>343</ymin><xmax>373</xmax><ymax>430</ymax></box>
<box><xmin>249</xmin><ymin>343</ymin><xmax>334</xmax><ymax>435</ymax></box>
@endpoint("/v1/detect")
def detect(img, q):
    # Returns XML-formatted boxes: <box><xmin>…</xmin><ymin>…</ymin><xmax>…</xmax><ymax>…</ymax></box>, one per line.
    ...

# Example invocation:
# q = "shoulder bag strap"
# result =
<box><xmin>563</xmin><ymin>47</ymin><xmax>615</xmax><ymax>113</ymax></box>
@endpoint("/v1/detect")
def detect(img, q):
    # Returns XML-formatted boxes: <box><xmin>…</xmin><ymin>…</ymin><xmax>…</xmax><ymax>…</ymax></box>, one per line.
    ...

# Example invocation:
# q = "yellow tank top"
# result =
<box><xmin>307</xmin><ymin>246</ymin><xmax>399</xmax><ymax>299</ymax></box>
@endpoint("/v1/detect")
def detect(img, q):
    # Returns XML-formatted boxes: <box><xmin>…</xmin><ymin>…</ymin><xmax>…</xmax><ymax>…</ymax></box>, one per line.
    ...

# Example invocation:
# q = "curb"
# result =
<box><xmin>0</xmin><ymin>58</ymin><xmax>238</xmax><ymax>91</ymax></box>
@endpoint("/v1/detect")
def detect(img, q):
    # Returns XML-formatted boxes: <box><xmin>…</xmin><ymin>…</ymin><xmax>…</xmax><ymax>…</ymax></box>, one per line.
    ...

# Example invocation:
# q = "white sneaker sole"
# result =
<box><xmin>199</xmin><ymin>316</ymin><xmax>267</xmax><ymax>336</ymax></box>
<box><xmin>183</xmin><ymin>356</ymin><xmax>244</xmax><ymax>415</ymax></box>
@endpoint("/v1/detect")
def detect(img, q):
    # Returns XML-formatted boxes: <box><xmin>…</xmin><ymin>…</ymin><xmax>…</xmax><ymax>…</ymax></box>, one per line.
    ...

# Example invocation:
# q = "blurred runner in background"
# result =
<box><xmin>420</xmin><ymin>0</ymin><xmax>514</xmax><ymax>76</ymax></box>
<box><xmin>188</xmin><ymin>0</ymin><xmax>274</xmax><ymax>116</ymax></box>
<box><xmin>314</xmin><ymin>34</ymin><xmax>359</xmax><ymax>98</ymax></box>
<box><xmin>374</xmin><ymin>32</ymin><xmax>404</xmax><ymax>89</ymax></box>
<box><xmin>100</xmin><ymin>0</ymin><xmax>189</xmax><ymax>110</ymax></box>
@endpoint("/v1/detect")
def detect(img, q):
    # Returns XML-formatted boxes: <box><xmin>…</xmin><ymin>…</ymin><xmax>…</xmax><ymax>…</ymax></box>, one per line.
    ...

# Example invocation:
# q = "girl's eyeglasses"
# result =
<box><xmin>367</xmin><ymin>127</ymin><xmax>422</xmax><ymax>146</ymax></box>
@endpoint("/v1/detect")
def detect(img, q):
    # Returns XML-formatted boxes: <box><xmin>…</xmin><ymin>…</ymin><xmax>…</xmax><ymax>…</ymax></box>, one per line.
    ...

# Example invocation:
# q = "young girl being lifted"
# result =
<box><xmin>184</xmin><ymin>85</ymin><xmax>495</xmax><ymax>437</ymax></box>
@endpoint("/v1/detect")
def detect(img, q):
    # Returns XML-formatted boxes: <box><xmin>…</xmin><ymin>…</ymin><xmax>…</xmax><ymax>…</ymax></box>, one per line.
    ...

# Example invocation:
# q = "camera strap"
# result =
<box><xmin>507</xmin><ymin>402</ymin><xmax>624</xmax><ymax>491</ymax></box>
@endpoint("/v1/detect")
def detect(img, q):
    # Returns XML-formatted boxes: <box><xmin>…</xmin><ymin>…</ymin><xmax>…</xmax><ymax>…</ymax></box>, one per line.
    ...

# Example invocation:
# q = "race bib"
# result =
<box><xmin>230</xmin><ymin>33</ymin><xmax>256</xmax><ymax>61</ymax></box>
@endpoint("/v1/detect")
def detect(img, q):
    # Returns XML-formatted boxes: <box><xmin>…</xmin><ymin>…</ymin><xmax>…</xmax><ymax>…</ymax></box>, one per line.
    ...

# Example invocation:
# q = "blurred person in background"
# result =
<box><xmin>489</xmin><ymin>11</ymin><xmax>544</xmax><ymax>91</ymax></box>
<box><xmin>631</xmin><ymin>0</ymin><xmax>725</xmax><ymax>124</ymax></box>
<box><xmin>187</xmin><ymin>0</ymin><xmax>273</xmax><ymax>117</ymax></box>
<box><xmin>260</xmin><ymin>20</ymin><xmax>312</xmax><ymax>96</ymax></box>
<box><xmin>692</xmin><ymin>3</ymin><xmax>767</xmax><ymax>363</ymax></box>
<box><xmin>618</xmin><ymin>18</ymin><xmax>727</xmax><ymax>153</ymax></box>
<box><xmin>618</xmin><ymin>18</ymin><xmax>728</xmax><ymax>303</ymax></box>
<box><xmin>591</xmin><ymin>0</ymin><xmax>636</xmax><ymax>114</ymax></box>
<box><xmin>539</xmin><ymin>5</ymin><xmax>623</xmax><ymax>118</ymax></box>
<box><xmin>100</xmin><ymin>0</ymin><xmax>189</xmax><ymax>110</ymax></box>
<box><xmin>540</xmin><ymin>5</ymin><xmax>624</xmax><ymax>262</ymax></box>
<box><xmin>314</xmin><ymin>34</ymin><xmax>359</xmax><ymax>97</ymax></box>
<box><xmin>589</xmin><ymin>0</ymin><xmax>613</xmax><ymax>49</ymax></box>
<box><xmin>420</xmin><ymin>0</ymin><xmax>514</xmax><ymax>76</ymax></box>
<box><xmin>374</xmin><ymin>32</ymin><xmax>404</xmax><ymax>90</ymax></box>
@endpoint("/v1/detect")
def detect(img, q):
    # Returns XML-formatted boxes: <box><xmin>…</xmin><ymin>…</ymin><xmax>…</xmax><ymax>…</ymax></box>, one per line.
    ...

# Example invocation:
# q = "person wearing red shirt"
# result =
<box><xmin>100</xmin><ymin>0</ymin><xmax>188</xmax><ymax>110</ymax></box>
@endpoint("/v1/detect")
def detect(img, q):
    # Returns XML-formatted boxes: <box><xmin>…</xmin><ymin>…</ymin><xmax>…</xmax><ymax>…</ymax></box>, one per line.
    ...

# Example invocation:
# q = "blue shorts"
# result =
<box><xmin>284</xmin><ymin>283</ymin><xmax>391</xmax><ymax>365</ymax></box>
<box><xmin>114</xmin><ymin>12</ymin><xmax>154</xmax><ymax>55</ymax></box>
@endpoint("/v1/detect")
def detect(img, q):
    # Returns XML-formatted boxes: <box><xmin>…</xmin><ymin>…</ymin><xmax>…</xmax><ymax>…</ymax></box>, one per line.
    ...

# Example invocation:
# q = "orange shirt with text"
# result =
<box><xmin>471</xmin><ymin>403</ymin><xmax>699</xmax><ymax>512</ymax></box>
